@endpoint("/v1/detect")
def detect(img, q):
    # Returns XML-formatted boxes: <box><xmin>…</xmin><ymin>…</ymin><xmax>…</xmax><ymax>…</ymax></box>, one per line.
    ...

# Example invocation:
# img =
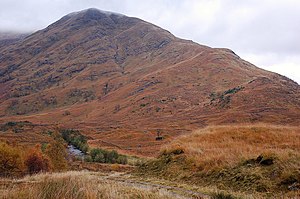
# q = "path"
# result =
<box><xmin>99</xmin><ymin>172</ymin><xmax>211</xmax><ymax>199</ymax></box>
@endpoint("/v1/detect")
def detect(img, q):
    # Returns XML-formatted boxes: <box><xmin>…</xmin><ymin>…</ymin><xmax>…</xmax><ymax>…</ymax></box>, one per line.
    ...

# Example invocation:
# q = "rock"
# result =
<box><xmin>256</xmin><ymin>154</ymin><xmax>274</xmax><ymax>166</ymax></box>
<box><xmin>259</xmin><ymin>158</ymin><xmax>274</xmax><ymax>166</ymax></box>
<box><xmin>288</xmin><ymin>182</ymin><xmax>300</xmax><ymax>191</ymax></box>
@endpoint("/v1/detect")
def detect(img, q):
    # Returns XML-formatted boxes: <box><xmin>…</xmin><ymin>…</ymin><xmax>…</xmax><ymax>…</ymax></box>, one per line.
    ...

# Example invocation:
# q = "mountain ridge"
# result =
<box><xmin>0</xmin><ymin>8</ymin><xmax>299</xmax><ymax>154</ymax></box>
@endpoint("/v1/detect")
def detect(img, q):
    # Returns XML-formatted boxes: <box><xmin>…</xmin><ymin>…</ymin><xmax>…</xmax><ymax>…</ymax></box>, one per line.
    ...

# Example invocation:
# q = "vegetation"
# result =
<box><xmin>0</xmin><ymin>136</ymin><xmax>68</xmax><ymax>176</ymax></box>
<box><xmin>87</xmin><ymin>148</ymin><xmax>128</xmax><ymax>164</ymax></box>
<box><xmin>0</xmin><ymin>121</ymin><xmax>33</xmax><ymax>132</ymax></box>
<box><xmin>25</xmin><ymin>145</ymin><xmax>52</xmax><ymax>174</ymax></box>
<box><xmin>138</xmin><ymin>125</ymin><xmax>300</xmax><ymax>198</ymax></box>
<box><xmin>60</xmin><ymin>129</ymin><xmax>88</xmax><ymax>153</ymax></box>
<box><xmin>67</xmin><ymin>88</ymin><xmax>95</xmax><ymax>104</ymax></box>
<box><xmin>45</xmin><ymin>141</ymin><xmax>68</xmax><ymax>171</ymax></box>
<box><xmin>212</xmin><ymin>192</ymin><xmax>238</xmax><ymax>199</ymax></box>
<box><xmin>7</xmin><ymin>96</ymin><xmax>58</xmax><ymax>115</ymax></box>
<box><xmin>210</xmin><ymin>86</ymin><xmax>244</xmax><ymax>108</ymax></box>
<box><xmin>0</xmin><ymin>142</ymin><xmax>24</xmax><ymax>177</ymax></box>
<box><xmin>1</xmin><ymin>171</ymin><xmax>174</xmax><ymax>199</ymax></box>
<box><xmin>223</xmin><ymin>86</ymin><xmax>244</xmax><ymax>95</ymax></box>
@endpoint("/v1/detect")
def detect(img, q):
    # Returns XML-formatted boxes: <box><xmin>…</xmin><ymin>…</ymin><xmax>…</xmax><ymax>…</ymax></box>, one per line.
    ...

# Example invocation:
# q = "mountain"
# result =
<box><xmin>0</xmin><ymin>32</ymin><xmax>29</xmax><ymax>48</ymax></box>
<box><xmin>0</xmin><ymin>8</ymin><xmax>299</xmax><ymax>154</ymax></box>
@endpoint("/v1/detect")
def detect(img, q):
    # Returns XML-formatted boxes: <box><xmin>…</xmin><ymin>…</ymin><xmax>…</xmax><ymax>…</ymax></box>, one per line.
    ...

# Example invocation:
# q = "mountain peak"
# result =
<box><xmin>67</xmin><ymin>8</ymin><xmax>125</xmax><ymax>18</ymax></box>
<box><xmin>43</xmin><ymin>8</ymin><xmax>132</xmax><ymax>34</ymax></box>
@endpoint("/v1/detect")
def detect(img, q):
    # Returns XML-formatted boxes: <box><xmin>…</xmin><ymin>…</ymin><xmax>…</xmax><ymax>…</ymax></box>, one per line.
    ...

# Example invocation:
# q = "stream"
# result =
<box><xmin>67</xmin><ymin>145</ymin><xmax>85</xmax><ymax>158</ymax></box>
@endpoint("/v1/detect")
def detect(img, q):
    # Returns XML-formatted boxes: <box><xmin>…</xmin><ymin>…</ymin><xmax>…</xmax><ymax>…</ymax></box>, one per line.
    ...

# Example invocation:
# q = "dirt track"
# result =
<box><xmin>101</xmin><ymin>172</ymin><xmax>211</xmax><ymax>199</ymax></box>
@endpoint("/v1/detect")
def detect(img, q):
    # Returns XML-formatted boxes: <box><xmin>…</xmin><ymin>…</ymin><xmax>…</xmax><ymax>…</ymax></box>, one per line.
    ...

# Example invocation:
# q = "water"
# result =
<box><xmin>67</xmin><ymin>145</ymin><xmax>84</xmax><ymax>157</ymax></box>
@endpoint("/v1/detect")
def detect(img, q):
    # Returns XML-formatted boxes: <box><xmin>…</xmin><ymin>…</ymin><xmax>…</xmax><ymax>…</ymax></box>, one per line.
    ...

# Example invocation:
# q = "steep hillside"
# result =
<box><xmin>0</xmin><ymin>32</ymin><xmax>29</xmax><ymax>48</ymax></box>
<box><xmin>0</xmin><ymin>8</ymin><xmax>299</xmax><ymax>154</ymax></box>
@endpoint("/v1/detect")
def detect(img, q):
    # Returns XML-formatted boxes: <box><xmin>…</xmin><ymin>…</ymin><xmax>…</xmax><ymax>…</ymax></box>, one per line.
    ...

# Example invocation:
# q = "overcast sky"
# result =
<box><xmin>0</xmin><ymin>0</ymin><xmax>299</xmax><ymax>84</ymax></box>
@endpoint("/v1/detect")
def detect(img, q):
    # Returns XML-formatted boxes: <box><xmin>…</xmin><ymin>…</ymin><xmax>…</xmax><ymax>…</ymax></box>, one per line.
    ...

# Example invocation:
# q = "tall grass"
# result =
<box><xmin>162</xmin><ymin>124</ymin><xmax>300</xmax><ymax>171</ymax></box>
<box><xmin>141</xmin><ymin>125</ymin><xmax>300</xmax><ymax>197</ymax></box>
<box><xmin>1</xmin><ymin>171</ymin><xmax>174</xmax><ymax>199</ymax></box>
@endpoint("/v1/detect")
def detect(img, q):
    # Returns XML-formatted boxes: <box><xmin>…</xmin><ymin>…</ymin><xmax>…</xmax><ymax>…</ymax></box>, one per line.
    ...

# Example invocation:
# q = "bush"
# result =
<box><xmin>94</xmin><ymin>152</ymin><xmax>105</xmax><ymax>163</ymax></box>
<box><xmin>45</xmin><ymin>141</ymin><xmax>68</xmax><ymax>171</ymax></box>
<box><xmin>117</xmin><ymin>155</ymin><xmax>128</xmax><ymax>165</ymax></box>
<box><xmin>25</xmin><ymin>145</ymin><xmax>52</xmax><ymax>174</ymax></box>
<box><xmin>90</xmin><ymin>148</ymin><xmax>103</xmax><ymax>160</ymax></box>
<box><xmin>89</xmin><ymin>148</ymin><xmax>127</xmax><ymax>164</ymax></box>
<box><xmin>107</xmin><ymin>150</ymin><xmax>119</xmax><ymax>163</ymax></box>
<box><xmin>5</xmin><ymin>121</ymin><xmax>17</xmax><ymax>126</ymax></box>
<box><xmin>84</xmin><ymin>155</ymin><xmax>93</xmax><ymax>162</ymax></box>
<box><xmin>0</xmin><ymin>142</ymin><xmax>24</xmax><ymax>176</ymax></box>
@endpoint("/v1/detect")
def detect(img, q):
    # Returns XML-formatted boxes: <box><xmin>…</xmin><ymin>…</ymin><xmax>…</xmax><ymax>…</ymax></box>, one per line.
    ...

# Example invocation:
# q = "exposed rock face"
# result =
<box><xmin>0</xmin><ymin>9</ymin><xmax>299</xmax><ymax>147</ymax></box>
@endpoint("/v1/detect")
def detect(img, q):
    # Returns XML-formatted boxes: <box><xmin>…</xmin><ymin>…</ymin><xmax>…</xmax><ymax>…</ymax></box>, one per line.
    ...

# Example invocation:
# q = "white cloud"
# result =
<box><xmin>242</xmin><ymin>53</ymin><xmax>300</xmax><ymax>83</ymax></box>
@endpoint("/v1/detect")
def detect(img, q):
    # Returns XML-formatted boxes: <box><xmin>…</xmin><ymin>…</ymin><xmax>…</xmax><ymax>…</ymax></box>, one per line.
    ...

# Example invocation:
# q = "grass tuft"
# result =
<box><xmin>212</xmin><ymin>192</ymin><xmax>238</xmax><ymax>199</ymax></box>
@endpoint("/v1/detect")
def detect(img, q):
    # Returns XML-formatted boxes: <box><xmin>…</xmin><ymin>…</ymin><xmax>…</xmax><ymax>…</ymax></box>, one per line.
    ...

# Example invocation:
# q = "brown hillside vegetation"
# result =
<box><xmin>0</xmin><ymin>9</ymin><xmax>299</xmax><ymax>155</ymax></box>
<box><xmin>164</xmin><ymin>125</ymin><xmax>300</xmax><ymax>171</ymax></box>
<box><xmin>140</xmin><ymin>125</ymin><xmax>300</xmax><ymax>198</ymax></box>
<box><xmin>0</xmin><ymin>121</ymin><xmax>56</xmax><ymax>148</ymax></box>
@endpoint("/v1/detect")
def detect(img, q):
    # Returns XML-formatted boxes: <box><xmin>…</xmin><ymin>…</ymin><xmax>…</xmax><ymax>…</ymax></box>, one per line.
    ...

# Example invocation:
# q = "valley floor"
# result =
<box><xmin>1</xmin><ymin>170</ymin><xmax>299</xmax><ymax>199</ymax></box>
<box><xmin>0</xmin><ymin>124</ymin><xmax>299</xmax><ymax>199</ymax></box>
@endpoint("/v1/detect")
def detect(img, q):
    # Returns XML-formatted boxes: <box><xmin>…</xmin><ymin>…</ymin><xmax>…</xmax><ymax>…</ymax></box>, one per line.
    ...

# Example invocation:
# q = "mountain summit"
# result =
<box><xmin>0</xmin><ymin>9</ymin><xmax>299</xmax><ymax>154</ymax></box>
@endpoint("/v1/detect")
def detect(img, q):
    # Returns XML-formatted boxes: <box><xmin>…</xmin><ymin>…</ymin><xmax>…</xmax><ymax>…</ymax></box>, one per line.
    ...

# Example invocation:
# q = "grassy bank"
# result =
<box><xmin>138</xmin><ymin>125</ymin><xmax>300</xmax><ymax>198</ymax></box>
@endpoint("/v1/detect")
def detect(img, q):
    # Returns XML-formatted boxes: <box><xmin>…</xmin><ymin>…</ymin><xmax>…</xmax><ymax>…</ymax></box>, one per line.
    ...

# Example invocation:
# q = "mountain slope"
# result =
<box><xmin>0</xmin><ymin>9</ymin><xmax>299</xmax><ymax>154</ymax></box>
<box><xmin>0</xmin><ymin>32</ymin><xmax>29</xmax><ymax>48</ymax></box>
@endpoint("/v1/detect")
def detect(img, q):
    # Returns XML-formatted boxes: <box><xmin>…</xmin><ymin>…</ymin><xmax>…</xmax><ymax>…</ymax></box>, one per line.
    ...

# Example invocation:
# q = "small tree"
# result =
<box><xmin>45</xmin><ymin>141</ymin><xmax>68</xmax><ymax>171</ymax></box>
<box><xmin>0</xmin><ymin>142</ymin><xmax>24</xmax><ymax>176</ymax></box>
<box><xmin>25</xmin><ymin>145</ymin><xmax>52</xmax><ymax>174</ymax></box>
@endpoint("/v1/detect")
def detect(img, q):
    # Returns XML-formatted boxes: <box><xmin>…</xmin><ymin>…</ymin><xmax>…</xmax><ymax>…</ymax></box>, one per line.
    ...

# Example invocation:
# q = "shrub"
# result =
<box><xmin>94</xmin><ymin>152</ymin><xmax>105</xmax><ymax>163</ymax></box>
<box><xmin>25</xmin><ymin>145</ymin><xmax>52</xmax><ymax>174</ymax></box>
<box><xmin>45</xmin><ymin>141</ymin><xmax>68</xmax><ymax>171</ymax></box>
<box><xmin>89</xmin><ymin>148</ymin><xmax>127</xmax><ymax>164</ymax></box>
<box><xmin>5</xmin><ymin>121</ymin><xmax>17</xmax><ymax>126</ymax></box>
<box><xmin>117</xmin><ymin>155</ymin><xmax>128</xmax><ymax>165</ymax></box>
<box><xmin>0</xmin><ymin>142</ymin><xmax>24</xmax><ymax>176</ymax></box>
<box><xmin>90</xmin><ymin>148</ymin><xmax>103</xmax><ymax>160</ymax></box>
<box><xmin>84</xmin><ymin>155</ymin><xmax>93</xmax><ymax>162</ymax></box>
<box><xmin>107</xmin><ymin>150</ymin><xmax>119</xmax><ymax>163</ymax></box>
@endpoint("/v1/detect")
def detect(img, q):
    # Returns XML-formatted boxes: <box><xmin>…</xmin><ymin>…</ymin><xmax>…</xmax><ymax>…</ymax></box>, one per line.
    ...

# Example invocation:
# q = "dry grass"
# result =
<box><xmin>140</xmin><ymin>125</ymin><xmax>300</xmax><ymax>197</ymax></box>
<box><xmin>0</xmin><ymin>171</ymin><xmax>174</xmax><ymax>199</ymax></box>
<box><xmin>162</xmin><ymin>124</ymin><xmax>300</xmax><ymax>171</ymax></box>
